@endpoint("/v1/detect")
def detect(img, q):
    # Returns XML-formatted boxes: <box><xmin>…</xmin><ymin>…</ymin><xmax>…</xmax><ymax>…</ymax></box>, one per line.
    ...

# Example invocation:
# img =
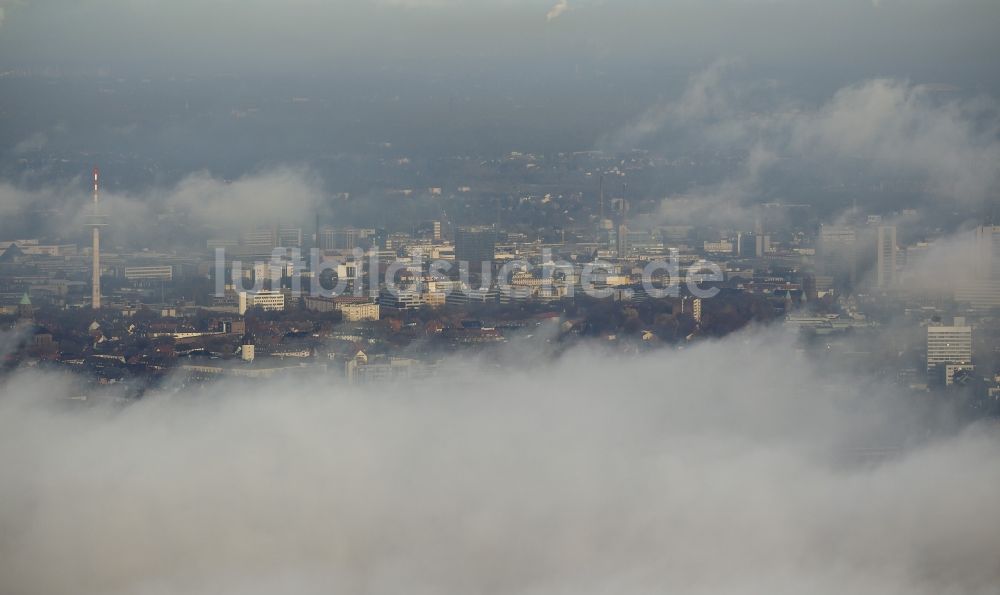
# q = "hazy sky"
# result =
<box><xmin>1</xmin><ymin>0</ymin><xmax>998</xmax><ymax>232</ymax></box>
<box><xmin>1</xmin><ymin>0</ymin><xmax>998</xmax><ymax>92</ymax></box>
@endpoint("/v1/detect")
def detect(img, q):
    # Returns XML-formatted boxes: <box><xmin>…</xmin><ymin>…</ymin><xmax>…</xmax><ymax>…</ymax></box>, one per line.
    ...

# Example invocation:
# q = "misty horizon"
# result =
<box><xmin>1</xmin><ymin>1</ymin><xmax>999</xmax><ymax>594</ymax></box>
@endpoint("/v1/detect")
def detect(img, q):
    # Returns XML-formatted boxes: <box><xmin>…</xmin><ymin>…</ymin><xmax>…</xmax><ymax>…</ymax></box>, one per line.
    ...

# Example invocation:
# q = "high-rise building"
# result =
<box><xmin>927</xmin><ymin>323</ymin><xmax>973</xmax><ymax>384</ymax></box>
<box><xmin>241</xmin><ymin>228</ymin><xmax>277</xmax><ymax>258</ymax></box>
<box><xmin>819</xmin><ymin>224</ymin><xmax>857</xmax><ymax>288</ymax></box>
<box><xmin>318</xmin><ymin>227</ymin><xmax>336</xmax><ymax>251</ymax></box>
<box><xmin>974</xmin><ymin>225</ymin><xmax>1000</xmax><ymax>278</ymax></box>
<box><xmin>341</xmin><ymin>229</ymin><xmax>359</xmax><ymax>250</ymax></box>
<box><xmin>954</xmin><ymin>280</ymin><xmax>1000</xmax><ymax>309</ymax></box>
<box><xmin>454</xmin><ymin>226</ymin><xmax>497</xmax><ymax>270</ymax></box>
<box><xmin>955</xmin><ymin>225</ymin><xmax>1000</xmax><ymax>309</ymax></box>
<box><xmin>318</xmin><ymin>227</ymin><xmax>358</xmax><ymax>251</ymax></box>
<box><xmin>737</xmin><ymin>232</ymin><xmax>770</xmax><ymax>257</ymax></box>
<box><xmin>617</xmin><ymin>223</ymin><xmax>629</xmax><ymax>257</ymax></box>
<box><xmin>319</xmin><ymin>227</ymin><xmax>360</xmax><ymax>250</ymax></box>
<box><xmin>277</xmin><ymin>226</ymin><xmax>303</xmax><ymax>248</ymax></box>
<box><xmin>876</xmin><ymin>225</ymin><xmax>897</xmax><ymax>288</ymax></box>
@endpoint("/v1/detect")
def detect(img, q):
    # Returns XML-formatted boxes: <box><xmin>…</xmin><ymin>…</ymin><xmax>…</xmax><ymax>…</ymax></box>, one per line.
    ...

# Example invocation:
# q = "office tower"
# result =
<box><xmin>954</xmin><ymin>225</ymin><xmax>1000</xmax><ymax>309</ymax></box>
<box><xmin>277</xmin><ymin>225</ymin><xmax>303</xmax><ymax>248</ymax></box>
<box><xmin>317</xmin><ymin>227</ymin><xmax>360</xmax><ymax>251</ymax></box>
<box><xmin>432</xmin><ymin>221</ymin><xmax>442</xmax><ymax>242</ymax></box>
<box><xmin>876</xmin><ymin>225</ymin><xmax>897</xmax><ymax>288</ymax></box>
<box><xmin>737</xmin><ymin>232</ymin><xmax>757</xmax><ymax>257</ymax></box>
<box><xmin>241</xmin><ymin>228</ymin><xmax>277</xmax><ymax>258</ymax></box>
<box><xmin>455</xmin><ymin>226</ymin><xmax>497</xmax><ymax>268</ymax></box>
<box><xmin>974</xmin><ymin>225</ymin><xmax>1000</xmax><ymax>278</ymax></box>
<box><xmin>318</xmin><ymin>227</ymin><xmax>336</xmax><ymax>251</ymax></box>
<box><xmin>617</xmin><ymin>223</ymin><xmax>629</xmax><ymax>257</ymax></box>
<box><xmin>927</xmin><ymin>323</ymin><xmax>973</xmax><ymax>385</ymax></box>
<box><xmin>333</xmin><ymin>228</ymin><xmax>358</xmax><ymax>250</ymax></box>
<box><xmin>819</xmin><ymin>224</ymin><xmax>857</xmax><ymax>289</ymax></box>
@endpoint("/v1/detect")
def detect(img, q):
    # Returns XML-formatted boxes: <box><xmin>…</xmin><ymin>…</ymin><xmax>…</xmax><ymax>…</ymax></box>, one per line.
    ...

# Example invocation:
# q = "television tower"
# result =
<box><xmin>89</xmin><ymin>167</ymin><xmax>107</xmax><ymax>309</ymax></box>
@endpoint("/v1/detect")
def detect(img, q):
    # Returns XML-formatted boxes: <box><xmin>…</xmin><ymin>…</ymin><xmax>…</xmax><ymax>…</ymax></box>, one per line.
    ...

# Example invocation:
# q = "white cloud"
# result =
<box><xmin>0</xmin><ymin>167</ymin><xmax>323</xmax><ymax>242</ymax></box>
<box><xmin>546</xmin><ymin>0</ymin><xmax>569</xmax><ymax>21</ymax></box>
<box><xmin>0</xmin><ymin>184</ymin><xmax>37</xmax><ymax>217</ymax></box>
<box><xmin>603</xmin><ymin>58</ymin><xmax>742</xmax><ymax>151</ymax></box>
<box><xmin>785</xmin><ymin>79</ymin><xmax>1000</xmax><ymax>203</ymax></box>
<box><xmin>147</xmin><ymin>167</ymin><xmax>323</xmax><ymax>229</ymax></box>
<box><xmin>0</xmin><ymin>330</ymin><xmax>997</xmax><ymax>594</ymax></box>
<box><xmin>608</xmin><ymin>61</ymin><xmax>1000</xmax><ymax>226</ymax></box>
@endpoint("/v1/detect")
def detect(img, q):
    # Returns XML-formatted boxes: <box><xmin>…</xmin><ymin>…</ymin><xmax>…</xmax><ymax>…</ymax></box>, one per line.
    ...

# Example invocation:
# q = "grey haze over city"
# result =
<box><xmin>1</xmin><ymin>1</ymin><xmax>999</xmax><ymax>594</ymax></box>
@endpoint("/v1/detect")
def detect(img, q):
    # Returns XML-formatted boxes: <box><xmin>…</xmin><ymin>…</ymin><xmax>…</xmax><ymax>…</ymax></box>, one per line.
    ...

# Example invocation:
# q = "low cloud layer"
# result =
<box><xmin>785</xmin><ymin>79</ymin><xmax>1000</xmax><ymax>203</ymax></box>
<box><xmin>137</xmin><ymin>167</ymin><xmax>323</xmax><ymax>229</ymax></box>
<box><xmin>0</xmin><ymin>330</ymin><xmax>997</xmax><ymax>594</ymax></box>
<box><xmin>0</xmin><ymin>167</ymin><xmax>323</xmax><ymax>243</ymax></box>
<box><xmin>609</xmin><ymin>61</ymin><xmax>1000</xmax><ymax>225</ymax></box>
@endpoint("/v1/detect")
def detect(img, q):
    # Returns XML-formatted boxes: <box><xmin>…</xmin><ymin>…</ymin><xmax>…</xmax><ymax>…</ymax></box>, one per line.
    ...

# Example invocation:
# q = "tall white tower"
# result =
<box><xmin>90</xmin><ymin>167</ymin><xmax>107</xmax><ymax>309</ymax></box>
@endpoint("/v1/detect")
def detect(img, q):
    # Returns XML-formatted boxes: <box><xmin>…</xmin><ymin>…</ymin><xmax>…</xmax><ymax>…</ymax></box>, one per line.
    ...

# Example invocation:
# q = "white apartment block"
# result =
<box><xmin>238</xmin><ymin>290</ymin><xmax>286</xmax><ymax>315</ymax></box>
<box><xmin>340</xmin><ymin>302</ymin><xmax>380</xmax><ymax>322</ymax></box>
<box><xmin>927</xmin><ymin>324</ymin><xmax>972</xmax><ymax>371</ymax></box>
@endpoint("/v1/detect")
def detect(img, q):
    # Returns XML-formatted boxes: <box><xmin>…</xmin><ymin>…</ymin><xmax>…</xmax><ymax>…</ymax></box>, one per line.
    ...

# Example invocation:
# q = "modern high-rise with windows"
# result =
<box><xmin>876</xmin><ymin>225</ymin><xmax>897</xmax><ymax>288</ymax></box>
<box><xmin>927</xmin><ymin>323</ymin><xmax>972</xmax><ymax>385</ymax></box>
<box><xmin>454</xmin><ymin>226</ymin><xmax>497</xmax><ymax>270</ymax></box>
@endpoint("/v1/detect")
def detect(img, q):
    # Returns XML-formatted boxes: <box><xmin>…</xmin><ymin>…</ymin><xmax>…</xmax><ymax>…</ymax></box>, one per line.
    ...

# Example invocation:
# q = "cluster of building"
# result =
<box><xmin>2</xmin><ymin>162</ymin><xmax>999</xmax><ymax>403</ymax></box>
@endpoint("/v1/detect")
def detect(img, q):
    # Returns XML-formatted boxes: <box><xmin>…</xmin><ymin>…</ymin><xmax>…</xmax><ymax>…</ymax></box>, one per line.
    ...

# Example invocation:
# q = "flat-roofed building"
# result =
<box><xmin>340</xmin><ymin>302</ymin><xmax>380</xmax><ymax>321</ymax></box>
<box><xmin>819</xmin><ymin>224</ymin><xmax>857</xmax><ymax>288</ymax></box>
<box><xmin>277</xmin><ymin>226</ymin><xmax>303</xmax><ymax>248</ymax></box>
<box><xmin>378</xmin><ymin>288</ymin><xmax>422</xmax><ymax>311</ymax></box>
<box><xmin>927</xmin><ymin>323</ymin><xmax>973</xmax><ymax>385</ymax></box>
<box><xmin>454</xmin><ymin>226</ymin><xmax>497</xmax><ymax>269</ymax></box>
<box><xmin>238</xmin><ymin>289</ymin><xmax>285</xmax><ymax>315</ymax></box>
<box><xmin>124</xmin><ymin>265</ymin><xmax>173</xmax><ymax>281</ymax></box>
<box><xmin>954</xmin><ymin>280</ymin><xmax>1000</xmax><ymax>309</ymax></box>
